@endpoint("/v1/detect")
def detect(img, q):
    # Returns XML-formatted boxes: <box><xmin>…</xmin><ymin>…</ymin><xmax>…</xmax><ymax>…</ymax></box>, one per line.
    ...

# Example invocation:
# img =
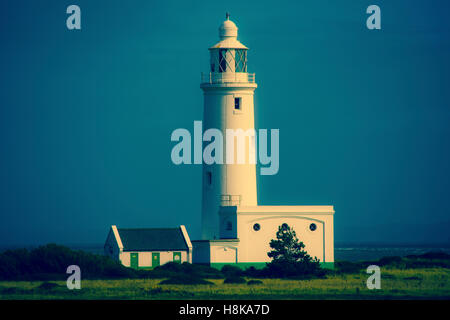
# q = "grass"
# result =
<box><xmin>1</xmin><ymin>267</ymin><xmax>449</xmax><ymax>300</ymax></box>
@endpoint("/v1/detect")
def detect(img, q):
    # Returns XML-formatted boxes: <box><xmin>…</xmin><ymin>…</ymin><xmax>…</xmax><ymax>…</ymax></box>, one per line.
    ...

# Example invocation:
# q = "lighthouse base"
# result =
<box><xmin>192</xmin><ymin>205</ymin><xmax>335</xmax><ymax>269</ymax></box>
<box><xmin>208</xmin><ymin>262</ymin><xmax>335</xmax><ymax>270</ymax></box>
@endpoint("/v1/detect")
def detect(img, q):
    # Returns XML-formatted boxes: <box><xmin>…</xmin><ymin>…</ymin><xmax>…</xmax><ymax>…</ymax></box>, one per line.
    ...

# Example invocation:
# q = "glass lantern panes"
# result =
<box><xmin>217</xmin><ymin>49</ymin><xmax>247</xmax><ymax>73</ymax></box>
<box><xmin>235</xmin><ymin>49</ymin><xmax>247</xmax><ymax>72</ymax></box>
<box><xmin>219</xmin><ymin>49</ymin><xmax>227</xmax><ymax>72</ymax></box>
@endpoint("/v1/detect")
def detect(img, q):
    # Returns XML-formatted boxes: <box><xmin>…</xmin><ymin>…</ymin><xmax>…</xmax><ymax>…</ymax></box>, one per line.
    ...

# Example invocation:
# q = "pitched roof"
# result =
<box><xmin>116</xmin><ymin>227</ymin><xmax>189</xmax><ymax>252</ymax></box>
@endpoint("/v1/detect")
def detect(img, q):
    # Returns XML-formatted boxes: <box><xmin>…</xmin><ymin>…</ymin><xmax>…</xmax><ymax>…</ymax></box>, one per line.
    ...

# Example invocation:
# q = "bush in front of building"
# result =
<box><xmin>223</xmin><ymin>276</ymin><xmax>246</xmax><ymax>284</ymax></box>
<box><xmin>221</xmin><ymin>264</ymin><xmax>243</xmax><ymax>277</ymax></box>
<box><xmin>0</xmin><ymin>244</ymin><xmax>135</xmax><ymax>281</ymax></box>
<box><xmin>247</xmin><ymin>279</ymin><xmax>263</xmax><ymax>285</ymax></box>
<box><xmin>144</xmin><ymin>261</ymin><xmax>224</xmax><ymax>279</ymax></box>
<box><xmin>159</xmin><ymin>275</ymin><xmax>215</xmax><ymax>285</ymax></box>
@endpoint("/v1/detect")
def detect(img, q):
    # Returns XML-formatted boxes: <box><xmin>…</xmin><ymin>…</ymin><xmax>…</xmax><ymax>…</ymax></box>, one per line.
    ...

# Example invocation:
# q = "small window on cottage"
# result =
<box><xmin>234</xmin><ymin>97</ymin><xmax>241</xmax><ymax>110</ymax></box>
<box><xmin>173</xmin><ymin>252</ymin><xmax>181</xmax><ymax>263</ymax></box>
<box><xmin>226</xmin><ymin>221</ymin><xmax>232</xmax><ymax>231</ymax></box>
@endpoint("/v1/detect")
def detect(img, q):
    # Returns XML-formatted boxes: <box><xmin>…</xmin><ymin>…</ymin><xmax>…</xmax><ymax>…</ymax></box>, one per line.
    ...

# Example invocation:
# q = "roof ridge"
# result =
<box><xmin>115</xmin><ymin>227</ymin><xmax>189</xmax><ymax>251</ymax></box>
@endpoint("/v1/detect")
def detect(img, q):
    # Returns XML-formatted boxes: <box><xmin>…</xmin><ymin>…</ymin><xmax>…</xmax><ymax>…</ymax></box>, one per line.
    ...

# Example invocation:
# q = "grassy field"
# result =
<box><xmin>1</xmin><ymin>267</ymin><xmax>449</xmax><ymax>300</ymax></box>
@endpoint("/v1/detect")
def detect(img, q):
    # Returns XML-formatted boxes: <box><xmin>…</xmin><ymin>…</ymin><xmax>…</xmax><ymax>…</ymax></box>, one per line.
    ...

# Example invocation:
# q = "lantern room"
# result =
<box><xmin>209</xmin><ymin>13</ymin><xmax>248</xmax><ymax>74</ymax></box>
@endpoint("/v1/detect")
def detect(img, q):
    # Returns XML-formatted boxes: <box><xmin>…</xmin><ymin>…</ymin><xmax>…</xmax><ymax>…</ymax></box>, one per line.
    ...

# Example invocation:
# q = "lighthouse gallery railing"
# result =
<box><xmin>220</xmin><ymin>195</ymin><xmax>242</xmax><ymax>206</ymax></box>
<box><xmin>201</xmin><ymin>72</ymin><xmax>255</xmax><ymax>84</ymax></box>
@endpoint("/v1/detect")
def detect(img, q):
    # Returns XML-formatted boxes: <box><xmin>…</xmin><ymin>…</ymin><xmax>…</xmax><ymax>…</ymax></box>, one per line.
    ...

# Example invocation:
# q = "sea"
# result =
<box><xmin>2</xmin><ymin>243</ymin><xmax>450</xmax><ymax>262</ymax></box>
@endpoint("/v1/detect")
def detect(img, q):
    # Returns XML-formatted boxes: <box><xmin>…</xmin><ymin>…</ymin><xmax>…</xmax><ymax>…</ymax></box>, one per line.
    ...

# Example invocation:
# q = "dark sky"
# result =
<box><xmin>0</xmin><ymin>0</ymin><xmax>449</xmax><ymax>246</ymax></box>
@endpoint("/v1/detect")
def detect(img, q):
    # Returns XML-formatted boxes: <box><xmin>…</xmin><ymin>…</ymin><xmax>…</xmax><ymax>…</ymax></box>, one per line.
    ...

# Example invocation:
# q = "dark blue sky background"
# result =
<box><xmin>0</xmin><ymin>0</ymin><xmax>449</xmax><ymax>246</ymax></box>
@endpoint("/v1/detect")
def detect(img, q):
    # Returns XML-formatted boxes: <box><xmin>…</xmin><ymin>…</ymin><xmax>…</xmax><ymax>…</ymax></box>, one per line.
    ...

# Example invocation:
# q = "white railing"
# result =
<box><xmin>201</xmin><ymin>72</ymin><xmax>255</xmax><ymax>84</ymax></box>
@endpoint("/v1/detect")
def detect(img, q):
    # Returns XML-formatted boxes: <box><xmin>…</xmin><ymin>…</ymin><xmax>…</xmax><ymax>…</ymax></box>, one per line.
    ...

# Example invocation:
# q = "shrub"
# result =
<box><xmin>177</xmin><ymin>262</ymin><xmax>223</xmax><ymax>278</ymax></box>
<box><xmin>242</xmin><ymin>266</ymin><xmax>265</xmax><ymax>278</ymax></box>
<box><xmin>149</xmin><ymin>262</ymin><xmax>223</xmax><ymax>279</ymax></box>
<box><xmin>403</xmin><ymin>276</ymin><xmax>422</xmax><ymax>280</ymax></box>
<box><xmin>159</xmin><ymin>275</ymin><xmax>214</xmax><ymax>285</ymax></box>
<box><xmin>223</xmin><ymin>276</ymin><xmax>247</xmax><ymax>284</ymax></box>
<box><xmin>0</xmin><ymin>244</ymin><xmax>135</xmax><ymax>281</ymax></box>
<box><xmin>334</xmin><ymin>261</ymin><xmax>364</xmax><ymax>274</ymax></box>
<box><xmin>247</xmin><ymin>279</ymin><xmax>263</xmax><ymax>285</ymax></box>
<box><xmin>37</xmin><ymin>282</ymin><xmax>61</xmax><ymax>291</ymax></box>
<box><xmin>263</xmin><ymin>260</ymin><xmax>326</xmax><ymax>279</ymax></box>
<box><xmin>221</xmin><ymin>265</ymin><xmax>243</xmax><ymax>278</ymax></box>
<box><xmin>413</xmin><ymin>251</ymin><xmax>450</xmax><ymax>260</ymax></box>
<box><xmin>377</xmin><ymin>256</ymin><xmax>404</xmax><ymax>267</ymax></box>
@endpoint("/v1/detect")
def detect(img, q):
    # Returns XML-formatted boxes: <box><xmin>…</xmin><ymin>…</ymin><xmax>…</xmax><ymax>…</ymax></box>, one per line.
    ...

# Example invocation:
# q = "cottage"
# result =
<box><xmin>104</xmin><ymin>225</ymin><xmax>192</xmax><ymax>269</ymax></box>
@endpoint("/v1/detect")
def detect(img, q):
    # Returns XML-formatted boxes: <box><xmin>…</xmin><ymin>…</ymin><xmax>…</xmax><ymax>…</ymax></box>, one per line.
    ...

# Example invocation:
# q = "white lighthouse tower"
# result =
<box><xmin>200</xmin><ymin>13</ymin><xmax>258</xmax><ymax>240</ymax></box>
<box><xmin>192</xmin><ymin>15</ymin><xmax>335</xmax><ymax>269</ymax></box>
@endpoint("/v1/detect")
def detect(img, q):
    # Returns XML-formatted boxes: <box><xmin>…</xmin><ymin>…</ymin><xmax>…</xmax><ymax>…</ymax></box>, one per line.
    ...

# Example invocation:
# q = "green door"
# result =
<box><xmin>173</xmin><ymin>252</ymin><xmax>182</xmax><ymax>263</ymax></box>
<box><xmin>130</xmin><ymin>252</ymin><xmax>138</xmax><ymax>269</ymax></box>
<box><xmin>152</xmin><ymin>252</ymin><xmax>160</xmax><ymax>268</ymax></box>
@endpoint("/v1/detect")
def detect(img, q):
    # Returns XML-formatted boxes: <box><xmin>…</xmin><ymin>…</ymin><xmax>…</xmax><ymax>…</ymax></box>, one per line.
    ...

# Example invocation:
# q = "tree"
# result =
<box><xmin>266</xmin><ymin>224</ymin><xmax>325</xmax><ymax>278</ymax></box>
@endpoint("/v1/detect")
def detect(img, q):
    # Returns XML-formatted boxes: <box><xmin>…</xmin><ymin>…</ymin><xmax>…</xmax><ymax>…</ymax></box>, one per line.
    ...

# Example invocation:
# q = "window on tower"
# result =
<box><xmin>234</xmin><ymin>97</ymin><xmax>241</xmax><ymax>110</ymax></box>
<box><xmin>207</xmin><ymin>171</ymin><xmax>212</xmax><ymax>186</ymax></box>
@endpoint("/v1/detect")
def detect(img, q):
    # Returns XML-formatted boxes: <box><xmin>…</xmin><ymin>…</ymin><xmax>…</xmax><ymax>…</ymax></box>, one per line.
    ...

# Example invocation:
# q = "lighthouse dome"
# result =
<box><xmin>219</xmin><ymin>14</ymin><xmax>238</xmax><ymax>39</ymax></box>
<box><xmin>210</xmin><ymin>14</ymin><xmax>248</xmax><ymax>50</ymax></box>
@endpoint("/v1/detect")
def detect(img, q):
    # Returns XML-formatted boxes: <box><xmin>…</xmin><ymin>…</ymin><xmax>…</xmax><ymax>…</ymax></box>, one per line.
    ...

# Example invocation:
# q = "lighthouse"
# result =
<box><xmin>192</xmin><ymin>15</ymin><xmax>335</xmax><ymax>269</ymax></box>
<box><xmin>200</xmin><ymin>13</ymin><xmax>258</xmax><ymax>240</ymax></box>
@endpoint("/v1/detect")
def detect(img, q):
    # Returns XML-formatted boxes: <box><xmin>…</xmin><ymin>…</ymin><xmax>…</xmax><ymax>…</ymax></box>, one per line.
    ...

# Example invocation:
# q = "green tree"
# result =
<box><xmin>266</xmin><ymin>224</ymin><xmax>324</xmax><ymax>278</ymax></box>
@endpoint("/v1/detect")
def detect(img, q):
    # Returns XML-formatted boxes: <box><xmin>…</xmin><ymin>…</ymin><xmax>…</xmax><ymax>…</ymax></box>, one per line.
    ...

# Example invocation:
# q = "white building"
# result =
<box><xmin>192</xmin><ymin>14</ymin><xmax>335</xmax><ymax>269</ymax></box>
<box><xmin>104</xmin><ymin>225</ymin><xmax>192</xmax><ymax>269</ymax></box>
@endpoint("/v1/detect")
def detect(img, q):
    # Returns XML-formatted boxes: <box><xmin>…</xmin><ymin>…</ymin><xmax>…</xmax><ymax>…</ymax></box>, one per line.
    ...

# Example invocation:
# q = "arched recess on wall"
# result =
<box><xmin>246</xmin><ymin>215</ymin><xmax>326</xmax><ymax>262</ymax></box>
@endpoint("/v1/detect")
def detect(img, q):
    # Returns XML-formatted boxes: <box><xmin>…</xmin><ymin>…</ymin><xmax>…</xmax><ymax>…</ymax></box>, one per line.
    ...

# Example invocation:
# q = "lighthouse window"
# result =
<box><xmin>235</xmin><ymin>50</ymin><xmax>247</xmax><ymax>72</ymax></box>
<box><xmin>219</xmin><ymin>49</ymin><xmax>227</xmax><ymax>72</ymax></box>
<box><xmin>234</xmin><ymin>97</ymin><xmax>241</xmax><ymax>110</ymax></box>
<box><xmin>207</xmin><ymin>171</ymin><xmax>212</xmax><ymax>185</ymax></box>
<box><xmin>253</xmin><ymin>223</ymin><xmax>260</xmax><ymax>231</ymax></box>
<box><xmin>309</xmin><ymin>223</ymin><xmax>317</xmax><ymax>231</ymax></box>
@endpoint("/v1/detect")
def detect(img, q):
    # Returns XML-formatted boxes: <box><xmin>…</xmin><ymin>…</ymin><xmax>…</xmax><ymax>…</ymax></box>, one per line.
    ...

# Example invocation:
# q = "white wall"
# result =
<box><xmin>201</xmin><ymin>85</ymin><xmax>258</xmax><ymax>240</ymax></box>
<box><xmin>192</xmin><ymin>240</ymin><xmax>239</xmax><ymax>264</ymax></box>
<box><xmin>118</xmin><ymin>251</ymin><xmax>188</xmax><ymax>268</ymax></box>
<box><xmin>119</xmin><ymin>251</ymin><xmax>130</xmax><ymax>266</ymax></box>
<box><xmin>216</xmin><ymin>205</ymin><xmax>334</xmax><ymax>264</ymax></box>
<box><xmin>210</xmin><ymin>241</ymin><xmax>238</xmax><ymax>263</ymax></box>
<box><xmin>240</xmin><ymin>215</ymin><xmax>325</xmax><ymax>262</ymax></box>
